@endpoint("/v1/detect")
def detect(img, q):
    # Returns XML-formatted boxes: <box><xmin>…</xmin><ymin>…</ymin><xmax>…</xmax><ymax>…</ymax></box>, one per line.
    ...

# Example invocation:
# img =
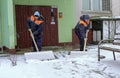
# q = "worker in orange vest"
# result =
<box><xmin>75</xmin><ymin>15</ymin><xmax>90</xmax><ymax>51</ymax></box>
<box><xmin>27</xmin><ymin>11</ymin><xmax>44</xmax><ymax>51</ymax></box>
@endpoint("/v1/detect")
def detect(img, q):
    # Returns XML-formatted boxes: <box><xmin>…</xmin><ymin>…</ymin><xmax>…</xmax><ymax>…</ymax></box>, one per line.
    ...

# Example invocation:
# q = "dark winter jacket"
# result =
<box><xmin>27</xmin><ymin>15</ymin><xmax>44</xmax><ymax>38</ymax></box>
<box><xmin>75</xmin><ymin>20</ymin><xmax>90</xmax><ymax>38</ymax></box>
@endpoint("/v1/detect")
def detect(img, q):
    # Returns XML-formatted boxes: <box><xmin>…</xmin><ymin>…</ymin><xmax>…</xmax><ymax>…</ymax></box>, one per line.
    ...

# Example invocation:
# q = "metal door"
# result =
<box><xmin>15</xmin><ymin>5</ymin><xmax>58</xmax><ymax>49</ymax></box>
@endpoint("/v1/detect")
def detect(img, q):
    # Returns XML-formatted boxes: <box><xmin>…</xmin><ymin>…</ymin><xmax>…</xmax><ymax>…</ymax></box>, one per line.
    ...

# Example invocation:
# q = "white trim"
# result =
<box><xmin>91</xmin><ymin>0</ymin><xmax>93</xmax><ymax>11</ymax></box>
<box><xmin>100</xmin><ymin>0</ymin><xmax>102</xmax><ymax>11</ymax></box>
<box><xmin>81</xmin><ymin>10</ymin><xmax>111</xmax><ymax>13</ymax></box>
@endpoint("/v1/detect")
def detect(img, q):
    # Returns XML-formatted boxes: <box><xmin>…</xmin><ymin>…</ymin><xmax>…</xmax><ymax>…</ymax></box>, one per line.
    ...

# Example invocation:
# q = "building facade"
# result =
<box><xmin>112</xmin><ymin>0</ymin><xmax>120</xmax><ymax>16</ymax></box>
<box><xmin>0</xmin><ymin>0</ymin><xmax>75</xmax><ymax>53</ymax></box>
<box><xmin>73</xmin><ymin>0</ymin><xmax>113</xmax><ymax>44</ymax></box>
<box><xmin>75</xmin><ymin>0</ymin><xmax>112</xmax><ymax>23</ymax></box>
<box><xmin>0</xmin><ymin>0</ymin><xmax>120</xmax><ymax>53</ymax></box>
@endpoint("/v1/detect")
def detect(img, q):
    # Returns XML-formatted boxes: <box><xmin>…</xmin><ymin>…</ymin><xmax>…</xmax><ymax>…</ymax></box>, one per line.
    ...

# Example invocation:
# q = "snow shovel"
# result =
<box><xmin>24</xmin><ymin>29</ymin><xmax>55</xmax><ymax>61</ymax></box>
<box><xmin>28</xmin><ymin>29</ymin><xmax>39</xmax><ymax>51</ymax></box>
<box><xmin>70</xmin><ymin>30</ymin><xmax>89</xmax><ymax>54</ymax></box>
<box><xmin>83</xmin><ymin>30</ymin><xmax>89</xmax><ymax>51</ymax></box>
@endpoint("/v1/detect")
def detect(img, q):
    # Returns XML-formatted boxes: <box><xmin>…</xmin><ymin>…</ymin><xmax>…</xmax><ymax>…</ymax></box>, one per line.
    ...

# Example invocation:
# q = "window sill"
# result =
<box><xmin>81</xmin><ymin>10</ymin><xmax>111</xmax><ymax>14</ymax></box>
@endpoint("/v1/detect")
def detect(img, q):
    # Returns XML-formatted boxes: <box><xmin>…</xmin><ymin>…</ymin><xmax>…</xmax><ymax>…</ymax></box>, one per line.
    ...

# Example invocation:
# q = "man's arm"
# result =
<box><xmin>86</xmin><ymin>23</ymin><xmax>90</xmax><ymax>30</ymax></box>
<box><xmin>33</xmin><ymin>23</ymin><xmax>43</xmax><ymax>36</ymax></box>
<box><xmin>27</xmin><ymin>18</ymin><xmax>31</xmax><ymax>29</ymax></box>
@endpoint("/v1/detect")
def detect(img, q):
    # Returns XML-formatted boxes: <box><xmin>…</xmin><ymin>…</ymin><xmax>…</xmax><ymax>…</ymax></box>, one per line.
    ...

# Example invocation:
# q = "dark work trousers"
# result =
<box><xmin>75</xmin><ymin>29</ymin><xmax>85</xmax><ymax>51</ymax></box>
<box><xmin>32</xmin><ymin>36</ymin><xmax>42</xmax><ymax>51</ymax></box>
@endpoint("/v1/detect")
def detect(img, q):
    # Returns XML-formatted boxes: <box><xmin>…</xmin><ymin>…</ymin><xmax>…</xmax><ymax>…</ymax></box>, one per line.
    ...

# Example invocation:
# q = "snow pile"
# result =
<box><xmin>100</xmin><ymin>16</ymin><xmax>109</xmax><ymax>19</ymax></box>
<box><xmin>100</xmin><ymin>44</ymin><xmax>120</xmax><ymax>49</ymax></box>
<box><xmin>0</xmin><ymin>55</ymin><xmax>120</xmax><ymax>78</ymax></box>
<box><xmin>114</xmin><ymin>16</ymin><xmax>120</xmax><ymax>18</ymax></box>
<box><xmin>54</xmin><ymin>51</ymin><xmax>70</xmax><ymax>59</ymax></box>
<box><xmin>24</xmin><ymin>51</ymin><xmax>55</xmax><ymax>61</ymax></box>
<box><xmin>0</xmin><ymin>45</ymin><xmax>120</xmax><ymax>78</ymax></box>
<box><xmin>114</xmin><ymin>35</ymin><xmax>120</xmax><ymax>38</ymax></box>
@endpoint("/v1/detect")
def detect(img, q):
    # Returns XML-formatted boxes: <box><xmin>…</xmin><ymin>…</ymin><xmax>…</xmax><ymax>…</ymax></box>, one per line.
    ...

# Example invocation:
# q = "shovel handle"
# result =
<box><xmin>83</xmin><ymin>30</ymin><xmax>89</xmax><ymax>51</ymax></box>
<box><xmin>28</xmin><ymin>29</ymin><xmax>39</xmax><ymax>52</ymax></box>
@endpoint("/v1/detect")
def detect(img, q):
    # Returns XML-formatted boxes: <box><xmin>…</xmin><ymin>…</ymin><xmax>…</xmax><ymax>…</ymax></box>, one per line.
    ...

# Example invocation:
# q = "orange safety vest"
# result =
<box><xmin>30</xmin><ymin>15</ymin><xmax>43</xmax><ymax>25</ymax></box>
<box><xmin>79</xmin><ymin>20</ymin><xmax>87</xmax><ymax>27</ymax></box>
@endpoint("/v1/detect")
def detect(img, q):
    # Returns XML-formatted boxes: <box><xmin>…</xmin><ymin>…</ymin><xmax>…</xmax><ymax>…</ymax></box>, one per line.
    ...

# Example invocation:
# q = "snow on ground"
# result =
<box><xmin>0</xmin><ymin>45</ymin><xmax>120</xmax><ymax>78</ymax></box>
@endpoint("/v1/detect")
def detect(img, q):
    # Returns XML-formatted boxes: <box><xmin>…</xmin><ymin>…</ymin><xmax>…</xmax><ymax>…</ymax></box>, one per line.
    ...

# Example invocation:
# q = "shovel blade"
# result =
<box><xmin>24</xmin><ymin>51</ymin><xmax>55</xmax><ymax>61</ymax></box>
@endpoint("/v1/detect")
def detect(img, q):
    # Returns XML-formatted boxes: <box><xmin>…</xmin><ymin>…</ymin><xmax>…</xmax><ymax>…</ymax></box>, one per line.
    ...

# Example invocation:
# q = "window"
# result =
<box><xmin>93</xmin><ymin>0</ymin><xmax>100</xmax><ymax>11</ymax></box>
<box><xmin>82</xmin><ymin>0</ymin><xmax>110</xmax><ymax>11</ymax></box>
<box><xmin>83</xmin><ymin>0</ymin><xmax>91</xmax><ymax>10</ymax></box>
<box><xmin>102</xmin><ymin>0</ymin><xmax>110</xmax><ymax>11</ymax></box>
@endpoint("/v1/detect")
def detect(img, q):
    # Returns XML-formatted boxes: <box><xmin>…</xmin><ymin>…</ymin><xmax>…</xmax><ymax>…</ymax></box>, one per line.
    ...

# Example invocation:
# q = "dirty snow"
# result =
<box><xmin>0</xmin><ymin>45</ymin><xmax>120</xmax><ymax>78</ymax></box>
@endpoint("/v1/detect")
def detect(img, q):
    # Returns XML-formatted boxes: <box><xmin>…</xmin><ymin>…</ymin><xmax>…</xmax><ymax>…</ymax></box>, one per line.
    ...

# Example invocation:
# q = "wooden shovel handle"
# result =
<box><xmin>83</xmin><ymin>30</ymin><xmax>89</xmax><ymax>51</ymax></box>
<box><xmin>28</xmin><ymin>29</ymin><xmax>39</xmax><ymax>52</ymax></box>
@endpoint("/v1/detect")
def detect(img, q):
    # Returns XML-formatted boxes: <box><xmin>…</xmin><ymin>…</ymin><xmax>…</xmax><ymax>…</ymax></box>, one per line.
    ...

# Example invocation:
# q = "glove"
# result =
<box><xmin>86</xmin><ymin>29</ymin><xmax>89</xmax><ymax>32</ymax></box>
<box><xmin>84</xmin><ymin>38</ymin><xmax>87</xmax><ymax>40</ymax></box>
<box><xmin>28</xmin><ymin>29</ymin><xmax>31</xmax><ymax>32</ymax></box>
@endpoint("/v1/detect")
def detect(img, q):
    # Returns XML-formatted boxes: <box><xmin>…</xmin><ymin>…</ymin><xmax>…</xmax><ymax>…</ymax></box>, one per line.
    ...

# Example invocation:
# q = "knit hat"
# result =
<box><xmin>34</xmin><ymin>11</ymin><xmax>40</xmax><ymax>17</ymax></box>
<box><xmin>80</xmin><ymin>15</ymin><xmax>90</xmax><ymax>20</ymax></box>
<box><xmin>84</xmin><ymin>15</ymin><xmax>90</xmax><ymax>20</ymax></box>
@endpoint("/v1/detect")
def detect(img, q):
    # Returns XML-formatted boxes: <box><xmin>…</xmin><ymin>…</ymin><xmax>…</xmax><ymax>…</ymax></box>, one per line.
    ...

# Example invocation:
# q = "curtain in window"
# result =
<box><xmin>82</xmin><ymin>0</ymin><xmax>91</xmax><ymax>10</ymax></box>
<box><xmin>93</xmin><ymin>0</ymin><xmax>100</xmax><ymax>11</ymax></box>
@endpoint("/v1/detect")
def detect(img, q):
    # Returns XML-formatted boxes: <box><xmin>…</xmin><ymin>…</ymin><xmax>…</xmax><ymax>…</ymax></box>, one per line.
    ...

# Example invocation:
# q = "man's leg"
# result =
<box><xmin>36</xmin><ymin>38</ymin><xmax>42</xmax><ymax>51</ymax></box>
<box><xmin>80</xmin><ymin>37</ymin><xmax>84</xmax><ymax>51</ymax></box>
<box><xmin>32</xmin><ymin>41</ymin><xmax>36</xmax><ymax>52</ymax></box>
<box><xmin>75</xmin><ymin>30</ymin><xmax>84</xmax><ymax>51</ymax></box>
<box><xmin>75</xmin><ymin>30</ymin><xmax>81</xmax><ymax>40</ymax></box>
